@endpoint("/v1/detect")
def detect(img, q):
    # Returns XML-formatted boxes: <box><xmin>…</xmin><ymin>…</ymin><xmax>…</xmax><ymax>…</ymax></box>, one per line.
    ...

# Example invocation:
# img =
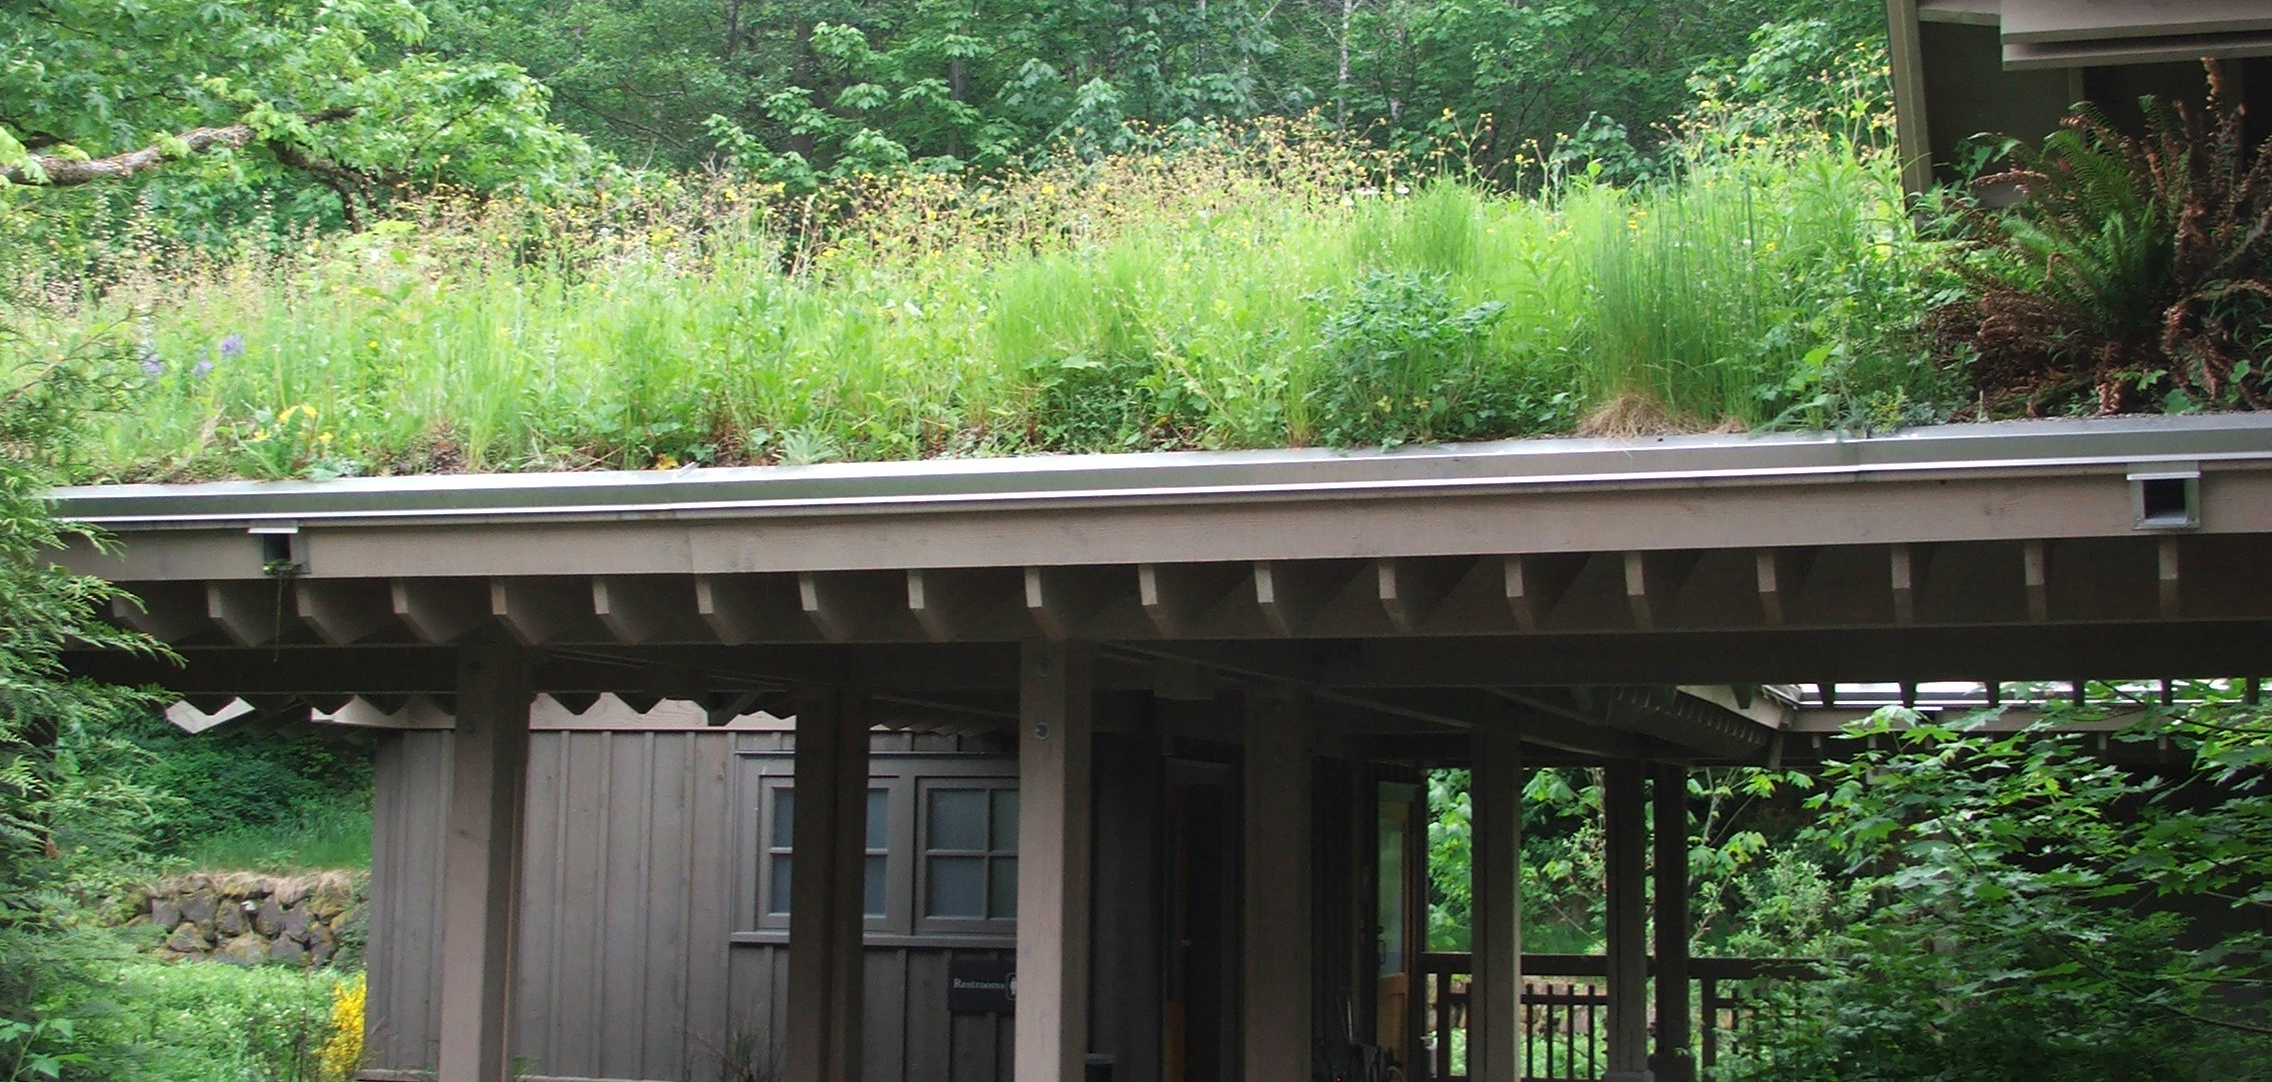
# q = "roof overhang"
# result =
<box><xmin>54</xmin><ymin>415</ymin><xmax>2272</xmax><ymax>762</ymax></box>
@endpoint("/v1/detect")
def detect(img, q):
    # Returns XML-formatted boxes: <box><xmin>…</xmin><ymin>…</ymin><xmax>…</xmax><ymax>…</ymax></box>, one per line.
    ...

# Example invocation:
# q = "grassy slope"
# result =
<box><xmin>8</xmin><ymin>124</ymin><xmax>1946</xmax><ymax>482</ymax></box>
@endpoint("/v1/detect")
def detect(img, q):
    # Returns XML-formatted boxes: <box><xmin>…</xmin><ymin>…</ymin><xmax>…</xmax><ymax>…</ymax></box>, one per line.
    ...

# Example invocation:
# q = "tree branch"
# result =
<box><xmin>2</xmin><ymin>108</ymin><xmax>359</xmax><ymax>188</ymax></box>
<box><xmin>3</xmin><ymin>124</ymin><xmax>255</xmax><ymax>186</ymax></box>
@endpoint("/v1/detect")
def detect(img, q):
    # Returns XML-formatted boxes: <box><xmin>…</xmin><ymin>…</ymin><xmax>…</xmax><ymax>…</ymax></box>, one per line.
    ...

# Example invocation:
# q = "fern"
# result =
<box><xmin>1937</xmin><ymin>61</ymin><xmax>2272</xmax><ymax>413</ymax></box>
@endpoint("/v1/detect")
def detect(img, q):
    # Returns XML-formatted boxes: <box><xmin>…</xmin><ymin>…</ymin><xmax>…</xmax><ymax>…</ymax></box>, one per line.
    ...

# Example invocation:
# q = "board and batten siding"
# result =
<box><xmin>364</xmin><ymin>727</ymin><xmax>1016</xmax><ymax>1082</ymax></box>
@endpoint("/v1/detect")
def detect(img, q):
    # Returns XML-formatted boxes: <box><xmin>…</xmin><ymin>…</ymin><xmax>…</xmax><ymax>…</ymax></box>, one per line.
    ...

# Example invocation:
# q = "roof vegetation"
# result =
<box><xmin>10</xmin><ymin>115</ymin><xmax>1955</xmax><ymax>482</ymax></box>
<box><xmin>14</xmin><ymin>60</ymin><xmax>2272</xmax><ymax>484</ymax></box>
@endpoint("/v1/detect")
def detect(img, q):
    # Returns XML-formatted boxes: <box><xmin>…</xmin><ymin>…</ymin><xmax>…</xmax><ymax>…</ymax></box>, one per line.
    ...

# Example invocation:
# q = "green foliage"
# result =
<box><xmin>0</xmin><ymin>331</ymin><xmax>171</xmax><ymax>1080</ymax></box>
<box><xmin>0</xmin><ymin>0</ymin><xmax>593</xmax><ymax>245</ymax></box>
<box><xmin>108</xmin><ymin>961</ymin><xmax>358</xmax><ymax>1082</ymax></box>
<box><xmin>1937</xmin><ymin>62</ymin><xmax>2272</xmax><ymax>415</ymax></box>
<box><xmin>113</xmin><ymin>712</ymin><xmax>371</xmax><ymax>863</ymax></box>
<box><xmin>1723</xmin><ymin>692</ymin><xmax>2272</xmax><ymax>1082</ymax></box>
<box><xmin>1310</xmin><ymin>268</ymin><xmax>1514</xmax><ymax>447</ymax></box>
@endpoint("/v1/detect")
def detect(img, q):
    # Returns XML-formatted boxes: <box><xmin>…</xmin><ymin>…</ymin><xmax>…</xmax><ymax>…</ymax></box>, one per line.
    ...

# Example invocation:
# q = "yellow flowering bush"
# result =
<box><xmin>317</xmin><ymin>971</ymin><xmax>366</xmax><ymax>1081</ymax></box>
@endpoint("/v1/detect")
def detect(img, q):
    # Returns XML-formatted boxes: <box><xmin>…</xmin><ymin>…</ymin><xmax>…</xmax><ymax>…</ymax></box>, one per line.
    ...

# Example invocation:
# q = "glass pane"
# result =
<box><xmin>926</xmin><ymin>856</ymin><xmax>986</xmax><ymax>917</ymax></box>
<box><xmin>865</xmin><ymin>854</ymin><xmax>888</xmax><ymax>917</ymax></box>
<box><xmin>928</xmin><ymin>788</ymin><xmax>987</xmax><ymax>851</ymax></box>
<box><xmin>1378</xmin><ymin>802</ymin><xmax>1407</xmax><ymax>975</ymax></box>
<box><xmin>767</xmin><ymin>854</ymin><xmax>794</xmax><ymax>915</ymax></box>
<box><xmin>866</xmin><ymin>788</ymin><xmax>889</xmax><ymax>851</ymax></box>
<box><xmin>990</xmin><ymin>789</ymin><xmax>1019</xmax><ymax>852</ymax></box>
<box><xmin>771</xmin><ymin>788</ymin><xmax>795</xmax><ymax>849</ymax></box>
<box><xmin>989</xmin><ymin>857</ymin><xmax>1018</xmax><ymax>919</ymax></box>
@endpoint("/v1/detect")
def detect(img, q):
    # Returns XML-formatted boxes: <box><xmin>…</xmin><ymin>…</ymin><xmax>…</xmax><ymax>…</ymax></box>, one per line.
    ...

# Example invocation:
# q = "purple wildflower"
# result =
<box><xmin>219</xmin><ymin>333</ymin><xmax>246</xmax><ymax>358</ymax></box>
<box><xmin>140</xmin><ymin>351</ymin><xmax>164</xmax><ymax>377</ymax></box>
<box><xmin>192</xmin><ymin>357</ymin><xmax>215</xmax><ymax>379</ymax></box>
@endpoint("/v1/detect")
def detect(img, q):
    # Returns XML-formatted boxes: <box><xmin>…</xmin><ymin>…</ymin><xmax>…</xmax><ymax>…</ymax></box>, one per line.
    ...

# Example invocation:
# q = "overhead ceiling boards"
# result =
<box><xmin>1928</xmin><ymin>0</ymin><xmax>2272</xmax><ymax>68</ymax></box>
<box><xmin>1999</xmin><ymin>0</ymin><xmax>2272</xmax><ymax>44</ymax></box>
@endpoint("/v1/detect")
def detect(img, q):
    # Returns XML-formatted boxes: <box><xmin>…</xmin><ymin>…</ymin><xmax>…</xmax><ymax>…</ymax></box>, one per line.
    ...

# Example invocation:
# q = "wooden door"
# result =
<box><xmin>1163</xmin><ymin>761</ymin><xmax>1238</xmax><ymax>1082</ymax></box>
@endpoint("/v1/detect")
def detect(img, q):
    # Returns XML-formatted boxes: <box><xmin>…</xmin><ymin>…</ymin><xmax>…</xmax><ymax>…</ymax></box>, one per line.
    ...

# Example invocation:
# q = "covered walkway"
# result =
<box><xmin>58</xmin><ymin>415</ymin><xmax>2272</xmax><ymax>1082</ymax></box>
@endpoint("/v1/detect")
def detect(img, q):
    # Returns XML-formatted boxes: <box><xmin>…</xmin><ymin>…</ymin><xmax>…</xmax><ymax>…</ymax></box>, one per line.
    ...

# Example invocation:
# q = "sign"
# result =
<box><xmin>947</xmin><ymin>959</ymin><xmax>1016</xmax><ymax>1015</ymax></box>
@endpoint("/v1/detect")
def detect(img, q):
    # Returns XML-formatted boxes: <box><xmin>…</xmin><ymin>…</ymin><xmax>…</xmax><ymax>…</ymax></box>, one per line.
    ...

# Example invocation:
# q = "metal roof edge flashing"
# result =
<box><xmin>50</xmin><ymin>414</ymin><xmax>2272</xmax><ymax>529</ymax></box>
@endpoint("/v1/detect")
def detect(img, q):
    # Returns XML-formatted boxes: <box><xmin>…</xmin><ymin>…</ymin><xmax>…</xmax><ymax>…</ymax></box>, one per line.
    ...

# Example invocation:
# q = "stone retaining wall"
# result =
<box><xmin>121</xmin><ymin>871</ymin><xmax>366</xmax><ymax>966</ymax></box>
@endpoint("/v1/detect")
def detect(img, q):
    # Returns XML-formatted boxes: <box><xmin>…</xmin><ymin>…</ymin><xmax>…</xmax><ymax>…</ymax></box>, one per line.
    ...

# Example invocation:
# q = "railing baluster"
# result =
<box><xmin>1413</xmin><ymin>952</ymin><xmax>1820</xmax><ymax>1082</ymax></box>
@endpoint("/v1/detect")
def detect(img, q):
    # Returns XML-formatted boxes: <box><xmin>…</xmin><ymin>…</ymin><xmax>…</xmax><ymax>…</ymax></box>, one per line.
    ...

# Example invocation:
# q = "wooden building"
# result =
<box><xmin>1886</xmin><ymin>0</ymin><xmax>2272</xmax><ymax>192</ymax></box>
<box><xmin>56</xmin><ymin>414</ymin><xmax>2272</xmax><ymax>1082</ymax></box>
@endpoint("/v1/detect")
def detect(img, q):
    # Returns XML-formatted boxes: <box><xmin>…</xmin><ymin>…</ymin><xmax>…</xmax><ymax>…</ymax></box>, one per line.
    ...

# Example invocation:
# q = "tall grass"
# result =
<box><xmin>175</xmin><ymin>803</ymin><xmax>373</xmax><ymax>874</ymax></box>
<box><xmin>3</xmin><ymin>120</ymin><xmax>1948</xmax><ymax>481</ymax></box>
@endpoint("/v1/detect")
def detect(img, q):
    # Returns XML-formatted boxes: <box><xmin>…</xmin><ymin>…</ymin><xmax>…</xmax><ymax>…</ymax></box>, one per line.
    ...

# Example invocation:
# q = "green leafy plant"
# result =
<box><xmin>1937</xmin><ymin>61</ymin><xmax>2272</xmax><ymax>415</ymax></box>
<box><xmin>1310</xmin><ymin>269</ymin><xmax>1510</xmax><ymax>447</ymax></box>
<box><xmin>1725</xmin><ymin>692</ymin><xmax>2272</xmax><ymax>1082</ymax></box>
<box><xmin>0</xmin><ymin>330</ymin><xmax>172</xmax><ymax>1080</ymax></box>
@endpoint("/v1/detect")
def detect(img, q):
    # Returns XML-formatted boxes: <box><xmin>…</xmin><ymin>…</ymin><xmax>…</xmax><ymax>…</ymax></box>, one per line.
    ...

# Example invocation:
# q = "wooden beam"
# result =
<box><xmin>311</xmin><ymin>695</ymin><xmax>453</xmax><ymax>730</ymax></box>
<box><xmin>2158</xmin><ymin>536</ymin><xmax>2182</xmax><ymax>619</ymax></box>
<box><xmin>489</xmin><ymin>578</ymin><xmax>587</xmax><ymax>645</ymax></box>
<box><xmin>1024</xmin><ymin>565</ymin><xmax>1116</xmax><ymax>640</ymax></box>
<box><xmin>1016</xmin><ymin>641</ymin><xmax>1094</xmax><ymax>1082</ymax></box>
<box><xmin>1602</xmin><ymin>762</ymin><xmax>1649</xmax><ymax>1082</ymax></box>
<box><xmin>1753</xmin><ymin>549</ymin><xmax>1810</xmax><ymax>627</ymax></box>
<box><xmin>1624</xmin><ymin>551</ymin><xmax>1700</xmax><ymax>632</ymax></box>
<box><xmin>207</xmin><ymin>580</ymin><xmax>286</xmax><ymax>645</ymax></box>
<box><xmin>1243</xmin><ymin>687</ymin><xmax>1313</xmax><ymax>1082</ymax></box>
<box><xmin>1505</xmin><ymin>553</ymin><xmax>1585</xmax><ymax>632</ymax></box>
<box><xmin>906</xmin><ymin>568</ymin><xmax>985</xmax><ymax>642</ymax></box>
<box><xmin>436</xmin><ymin>642</ymin><xmax>532</xmax><ymax>1082</ymax></box>
<box><xmin>164</xmin><ymin>697</ymin><xmax>256</xmax><ymax>734</ymax></box>
<box><xmin>391</xmin><ymin>578</ymin><xmax>489</xmax><ymax>644</ymax></box>
<box><xmin>294</xmin><ymin>579</ymin><xmax>395</xmax><ymax>645</ymax></box>
<box><xmin>1891</xmin><ymin>543</ymin><xmax>1934</xmax><ymax>626</ymax></box>
<box><xmin>593</xmin><ymin>576</ymin><xmax>698</xmax><ymax>644</ymax></box>
<box><xmin>1469</xmin><ymin>731</ymin><xmax>1523</xmax><ymax>1082</ymax></box>
<box><xmin>1253</xmin><ymin>560</ymin><xmax>1348</xmax><ymax>637</ymax></box>
<box><xmin>799</xmin><ymin>571</ymin><xmax>897</xmax><ymax>643</ymax></box>
<box><xmin>1138</xmin><ymin>563</ymin><xmax>1241</xmax><ymax>638</ymax></box>
<box><xmin>2024</xmin><ymin>540</ymin><xmax>2050</xmax><ymax>623</ymax></box>
<box><xmin>695</xmin><ymin>573</ymin><xmax>807</xmax><ymax>644</ymax></box>
<box><xmin>1651</xmin><ymin>762</ymin><xmax>1695</xmax><ymax>1082</ymax></box>
<box><xmin>1887</xmin><ymin>0</ymin><xmax>1933</xmax><ymax>193</ymax></box>
<box><xmin>1376</xmin><ymin>557</ymin><xmax>1464</xmax><ymax>633</ymax></box>
<box><xmin>111</xmin><ymin>582</ymin><xmax>212</xmax><ymax>642</ymax></box>
<box><xmin>783</xmin><ymin>687</ymin><xmax>869</xmax><ymax>1082</ymax></box>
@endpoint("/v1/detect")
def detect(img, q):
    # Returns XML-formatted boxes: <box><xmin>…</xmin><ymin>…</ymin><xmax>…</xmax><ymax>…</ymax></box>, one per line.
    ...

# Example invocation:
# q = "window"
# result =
<box><xmin>918</xmin><ymin>783</ymin><xmax>1018</xmax><ymax>932</ymax></box>
<box><xmin>746</xmin><ymin>757</ymin><xmax>1017</xmax><ymax>939</ymax></box>
<box><xmin>757</xmin><ymin>784</ymin><xmax>891</xmax><ymax>927</ymax></box>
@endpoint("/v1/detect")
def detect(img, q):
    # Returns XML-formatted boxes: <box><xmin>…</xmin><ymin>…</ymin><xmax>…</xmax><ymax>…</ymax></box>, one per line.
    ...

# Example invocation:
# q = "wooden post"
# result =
<box><xmin>1017</xmin><ymin>641</ymin><xmax>1095</xmax><ymax>1082</ymax></box>
<box><xmin>436</xmin><ymin>642</ymin><xmax>532</xmax><ymax>1082</ymax></box>
<box><xmin>1469</xmin><ymin>731</ymin><xmax>1523</xmax><ymax>1082</ymax></box>
<box><xmin>1885</xmin><ymin>0</ymin><xmax>1932</xmax><ymax>194</ymax></box>
<box><xmin>785</xmin><ymin>688</ymin><xmax>870</xmax><ymax>1082</ymax></box>
<box><xmin>1243</xmin><ymin>687</ymin><xmax>1313</xmax><ymax>1082</ymax></box>
<box><xmin>1651</xmin><ymin>763</ymin><xmax>1694</xmax><ymax>1082</ymax></box>
<box><xmin>1603</xmin><ymin>761</ymin><xmax>1652</xmax><ymax>1082</ymax></box>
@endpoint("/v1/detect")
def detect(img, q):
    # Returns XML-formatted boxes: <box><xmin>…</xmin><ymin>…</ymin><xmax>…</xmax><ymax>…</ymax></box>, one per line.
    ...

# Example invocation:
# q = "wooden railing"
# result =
<box><xmin>1419</xmin><ymin>952</ymin><xmax>1823</xmax><ymax>1082</ymax></box>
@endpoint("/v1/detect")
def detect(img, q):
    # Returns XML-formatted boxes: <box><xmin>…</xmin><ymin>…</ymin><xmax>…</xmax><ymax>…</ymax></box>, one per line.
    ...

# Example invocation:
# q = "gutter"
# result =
<box><xmin>49</xmin><ymin>414</ymin><xmax>2272</xmax><ymax>530</ymax></box>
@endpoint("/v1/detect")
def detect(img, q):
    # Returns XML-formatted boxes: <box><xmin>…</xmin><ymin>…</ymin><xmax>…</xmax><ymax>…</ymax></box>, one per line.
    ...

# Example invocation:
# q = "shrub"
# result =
<box><xmin>115</xmin><ymin>711</ymin><xmax>372</xmax><ymax>861</ymax></box>
<box><xmin>0</xmin><ymin>330</ymin><xmax>171</xmax><ymax>1080</ymax></box>
<box><xmin>315</xmin><ymin>972</ymin><xmax>364</xmax><ymax>1081</ymax></box>
<box><xmin>1727</xmin><ymin>693</ymin><xmax>2272</xmax><ymax>1082</ymax></box>
<box><xmin>1309</xmin><ymin>269</ymin><xmax>1514</xmax><ymax>447</ymax></box>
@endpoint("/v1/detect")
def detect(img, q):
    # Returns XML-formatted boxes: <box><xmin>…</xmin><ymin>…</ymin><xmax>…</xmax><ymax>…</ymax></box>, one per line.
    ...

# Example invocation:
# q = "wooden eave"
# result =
<box><xmin>54</xmin><ymin>415</ymin><xmax>2272</xmax><ymax>762</ymax></box>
